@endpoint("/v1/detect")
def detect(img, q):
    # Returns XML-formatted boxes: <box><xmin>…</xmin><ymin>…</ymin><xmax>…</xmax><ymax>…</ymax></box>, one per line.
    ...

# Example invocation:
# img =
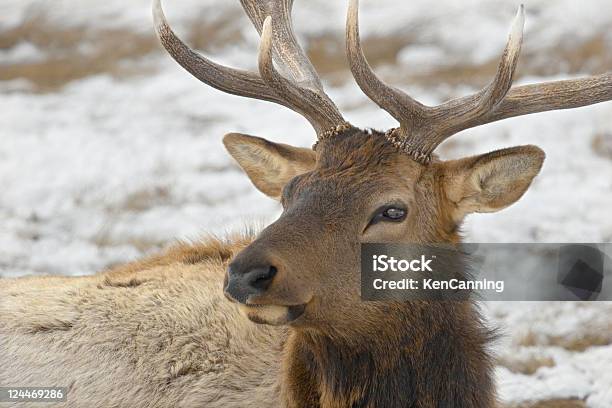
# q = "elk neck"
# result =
<box><xmin>280</xmin><ymin>299</ymin><xmax>496</xmax><ymax>407</ymax></box>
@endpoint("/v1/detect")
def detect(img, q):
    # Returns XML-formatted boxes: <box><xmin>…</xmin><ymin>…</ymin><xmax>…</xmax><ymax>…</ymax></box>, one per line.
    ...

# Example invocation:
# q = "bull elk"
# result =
<box><xmin>1</xmin><ymin>0</ymin><xmax>611</xmax><ymax>407</ymax></box>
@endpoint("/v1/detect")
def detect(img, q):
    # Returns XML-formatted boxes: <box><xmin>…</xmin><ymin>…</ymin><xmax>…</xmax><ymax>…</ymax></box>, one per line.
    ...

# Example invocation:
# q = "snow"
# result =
<box><xmin>489</xmin><ymin>302</ymin><xmax>612</xmax><ymax>407</ymax></box>
<box><xmin>1</xmin><ymin>0</ymin><xmax>611</xmax><ymax>406</ymax></box>
<box><xmin>0</xmin><ymin>42</ymin><xmax>45</xmax><ymax>64</ymax></box>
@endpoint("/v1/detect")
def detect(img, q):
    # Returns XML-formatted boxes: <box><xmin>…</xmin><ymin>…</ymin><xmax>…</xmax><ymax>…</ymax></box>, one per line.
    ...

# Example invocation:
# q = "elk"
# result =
<box><xmin>1</xmin><ymin>0</ymin><xmax>611</xmax><ymax>407</ymax></box>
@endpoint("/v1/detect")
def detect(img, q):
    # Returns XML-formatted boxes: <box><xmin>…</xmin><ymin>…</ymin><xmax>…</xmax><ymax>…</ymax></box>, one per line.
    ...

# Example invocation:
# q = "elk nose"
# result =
<box><xmin>224</xmin><ymin>263</ymin><xmax>278</xmax><ymax>303</ymax></box>
<box><xmin>241</xmin><ymin>265</ymin><xmax>277</xmax><ymax>292</ymax></box>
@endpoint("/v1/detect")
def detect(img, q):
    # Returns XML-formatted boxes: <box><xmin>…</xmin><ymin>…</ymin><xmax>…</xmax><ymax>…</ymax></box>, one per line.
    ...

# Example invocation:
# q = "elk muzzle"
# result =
<box><xmin>223</xmin><ymin>226</ymin><xmax>314</xmax><ymax>326</ymax></box>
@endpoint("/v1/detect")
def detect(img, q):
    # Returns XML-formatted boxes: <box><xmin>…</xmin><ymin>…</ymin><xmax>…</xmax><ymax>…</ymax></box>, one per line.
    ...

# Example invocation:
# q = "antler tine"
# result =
<box><xmin>402</xmin><ymin>6</ymin><xmax>611</xmax><ymax>158</ymax></box>
<box><xmin>258</xmin><ymin>17</ymin><xmax>346</xmax><ymax>134</ymax></box>
<box><xmin>416</xmin><ymin>5</ymin><xmax>526</xmax><ymax>153</ymax></box>
<box><xmin>153</xmin><ymin>0</ymin><xmax>280</xmax><ymax>104</ymax></box>
<box><xmin>382</xmin><ymin>5</ymin><xmax>526</xmax><ymax>160</ymax></box>
<box><xmin>240</xmin><ymin>0</ymin><xmax>321</xmax><ymax>92</ymax></box>
<box><xmin>346</xmin><ymin>0</ymin><xmax>429</xmax><ymax>130</ymax></box>
<box><xmin>153</xmin><ymin>0</ymin><xmax>347</xmax><ymax>138</ymax></box>
<box><xmin>244</xmin><ymin>0</ymin><xmax>347</xmax><ymax>136</ymax></box>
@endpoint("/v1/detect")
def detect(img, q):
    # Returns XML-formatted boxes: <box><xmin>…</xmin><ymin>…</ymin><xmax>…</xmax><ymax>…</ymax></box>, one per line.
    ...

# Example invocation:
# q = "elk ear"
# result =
<box><xmin>442</xmin><ymin>145</ymin><xmax>545</xmax><ymax>218</ymax></box>
<box><xmin>223</xmin><ymin>133</ymin><xmax>316</xmax><ymax>199</ymax></box>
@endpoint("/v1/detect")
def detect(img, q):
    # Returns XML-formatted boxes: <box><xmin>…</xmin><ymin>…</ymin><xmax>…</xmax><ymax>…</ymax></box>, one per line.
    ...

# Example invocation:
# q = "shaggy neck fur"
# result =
<box><xmin>281</xmin><ymin>301</ymin><xmax>495</xmax><ymax>408</ymax></box>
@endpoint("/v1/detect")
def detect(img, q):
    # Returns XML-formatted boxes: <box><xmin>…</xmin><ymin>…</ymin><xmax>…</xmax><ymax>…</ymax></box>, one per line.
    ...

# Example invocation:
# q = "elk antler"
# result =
<box><xmin>347</xmin><ymin>0</ymin><xmax>612</xmax><ymax>163</ymax></box>
<box><xmin>153</xmin><ymin>0</ymin><xmax>348</xmax><ymax>137</ymax></box>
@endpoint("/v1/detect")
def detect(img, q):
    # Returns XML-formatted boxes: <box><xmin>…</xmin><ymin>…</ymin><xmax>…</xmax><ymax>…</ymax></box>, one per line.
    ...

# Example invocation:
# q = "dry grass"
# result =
<box><xmin>306</xmin><ymin>32</ymin><xmax>612</xmax><ymax>91</ymax></box>
<box><xmin>2</xmin><ymin>11</ymin><xmax>610</xmax><ymax>93</ymax></box>
<box><xmin>507</xmin><ymin>399</ymin><xmax>587</xmax><ymax>408</ymax></box>
<box><xmin>306</xmin><ymin>33</ymin><xmax>409</xmax><ymax>86</ymax></box>
<box><xmin>120</xmin><ymin>186</ymin><xmax>172</xmax><ymax>212</ymax></box>
<box><xmin>549</xmin><ymin>334</ymin><xmax>612</xmax><ymax>352</ymax></box>
<box><xmin>0</xmin><ymin>10</ymin><xmax>244</xmax><ymax>91</ymax></box>
<box><xmin>592</xmin><ymin>132</ymin><xmax>612</xmax><ymax>160</ymax></box>
<box><xmin>92</xmin><ymin>221</ymin><xmax>164</xmax><ymax>252</ymax></box>
<box><xmin>517</xmin><ymin>330</ymin><xmax>612</xmax><ymax>352</ymax></box>
<box><xmin>528</xmin><ymin>34</ymin><xmax>612</xmax><ymax>78</ymax></box>
<box><xmin>185</xmin><ymin>8</ymin><xmax>244</xmax><ymax>51</ymax></box>
<box><xmin>497</xmin><ymin>355</ymin><xmax>556</xmax><ymax>375</ymax></box>
<box><xmin>0</xmin><ymin>15</ymin><xmax>159</xmax><ymax>91</ymax></box>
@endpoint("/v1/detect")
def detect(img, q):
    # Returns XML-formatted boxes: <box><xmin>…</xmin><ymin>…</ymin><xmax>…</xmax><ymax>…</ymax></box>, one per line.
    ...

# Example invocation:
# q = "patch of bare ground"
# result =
<box><xmin>507</xmin><ymin>399</ymin><xmax>587</xmax><ymax>408</ymax></box>
<box><xmin>306</xmin><ymin>33</ymin><xmax>408</xmax><ymax>86</ymax></box>
<box><xmin>0</xmin><ymin>16</ymin><xmax>157</xmax><ymax>91</ymax></box>
<box><xmin>89</xmin><ymin>186</ymin><xmax>176</xmax><ymax>251</ymax></box>
<box><xmin>92</xmin><ymin>225</ymin><xmax>164</xmax><ymax>253</ymax></box>
<box><xmin>184</xmin><ymin>8</ymin><xmax>244</xmax><ymax>51</ymax></box>
<box><xmin>592</xmin><ymin>132</ymin><xmax>612</xmax><ymax>160</ymax></box>
<box><xmin>2</xmin><ymin>11</ymin><xmax>610</xmax><ymax>94</ymax></box>
<box><xmin>306</xmin><ymin>32</ymin><xmax>612</xmax><ymax>93</ymax></box>
<box><xmin>497</xmin><ymin>354</ymin><xmax>555</xmax><ymax>375</ymax></box>
<box><xmin>0</xmin><ymin>10</ymin><xmax>245</xmax><ymax>92</ymax></box>
<box><xmin>517</xmin><ymin>329</ymin><xmax>612</xmax><ymax>352</ymax></box>
<box><xmin>118</xmin><ymin>186</ymin><xmax>173</xmax><ymax>213</ymax></box>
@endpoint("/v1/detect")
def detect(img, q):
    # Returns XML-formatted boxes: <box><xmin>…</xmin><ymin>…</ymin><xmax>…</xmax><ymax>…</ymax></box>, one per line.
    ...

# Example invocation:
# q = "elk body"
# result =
<box><xmin>1</xmin><ymin>0</ymin><xmax>611</xmax><ymax>407</ymax></box>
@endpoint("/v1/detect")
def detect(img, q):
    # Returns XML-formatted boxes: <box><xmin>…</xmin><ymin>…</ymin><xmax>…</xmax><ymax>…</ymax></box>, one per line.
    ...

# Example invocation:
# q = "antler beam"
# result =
<box><xmin>476</xmin><ymin>73</ymin><xmax>612</xmax><ymax>124</ymax></box>
<box><xmin>153</xmin><ymin>0</ymin><xmax>347</xmax><ymax>136</ymax></box>
<box><xmin>346</xmin><ymin>0</ymin><xmax>429</xmax><ymax>131</ymax></box>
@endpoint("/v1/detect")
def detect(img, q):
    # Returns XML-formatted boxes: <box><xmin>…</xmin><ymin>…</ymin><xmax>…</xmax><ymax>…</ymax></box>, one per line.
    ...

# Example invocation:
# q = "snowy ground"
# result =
<box><xmin>1</xmin><ymin>0</ymin><xmax>612</xmax><ymax>406</ymax></box>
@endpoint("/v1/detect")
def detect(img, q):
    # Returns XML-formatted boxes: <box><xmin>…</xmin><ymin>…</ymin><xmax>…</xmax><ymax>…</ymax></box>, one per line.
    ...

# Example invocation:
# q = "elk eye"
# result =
<box><xmin>383</xmin><ymin>208</ymin><xmax>406</xmax><ymax>220</ymax></box>
<box><xmin>368</xmin><ymin>205</ymin><xmax>407</xmax><ymax>227</ymax></box>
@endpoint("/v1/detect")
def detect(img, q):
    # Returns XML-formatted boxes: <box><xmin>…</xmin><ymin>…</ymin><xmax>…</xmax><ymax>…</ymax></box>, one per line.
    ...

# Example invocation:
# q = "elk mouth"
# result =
<box><xmin>237</xmin><ymin>302</ymin><xmax>308</xmax><ymax>326</ymax></box>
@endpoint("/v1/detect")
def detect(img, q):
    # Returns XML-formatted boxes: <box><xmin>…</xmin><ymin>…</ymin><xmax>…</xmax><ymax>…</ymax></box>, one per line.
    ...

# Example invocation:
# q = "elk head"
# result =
<box><xmin>154</xmin><ymin>0</ymin><xmax>612</xmax><ymax>334</ymax></box>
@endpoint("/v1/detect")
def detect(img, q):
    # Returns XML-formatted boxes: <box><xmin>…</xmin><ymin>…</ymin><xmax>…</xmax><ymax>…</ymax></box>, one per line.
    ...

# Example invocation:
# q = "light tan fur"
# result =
<box><xmin>0</xmin><ymin>234</ymin><xmax>286</xmax><ymax>408</ymax></box>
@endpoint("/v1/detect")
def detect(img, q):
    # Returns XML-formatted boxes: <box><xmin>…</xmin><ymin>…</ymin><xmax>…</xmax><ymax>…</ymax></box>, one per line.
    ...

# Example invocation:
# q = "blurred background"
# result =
<box><xmin>1</xmin><ymin>0</ymin><xmax>611</xmax><ymax>406</ymax></box>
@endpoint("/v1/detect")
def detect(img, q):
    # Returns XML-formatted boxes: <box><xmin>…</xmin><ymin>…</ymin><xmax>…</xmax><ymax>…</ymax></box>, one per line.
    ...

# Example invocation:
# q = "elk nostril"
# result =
<box><xmin>248</xmin><ymin>265</ymin><xmax>277</xmax><ymax>291</ymax></box>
